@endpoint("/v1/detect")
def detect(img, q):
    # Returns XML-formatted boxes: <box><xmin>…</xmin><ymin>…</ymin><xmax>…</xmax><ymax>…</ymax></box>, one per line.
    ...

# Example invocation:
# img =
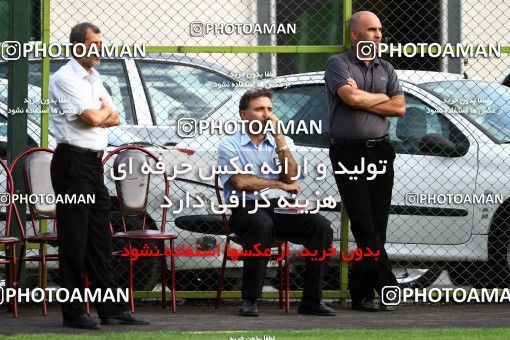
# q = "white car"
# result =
<box><xmin>3</xmin><ymin>64</ymin><xmax>509</xmax><ymax>290</ymax></box>
<box><xmin>0</xmin><ymin>55</ymin><xmax>244</xmax><ymax>291</ymax></box>
<box><xmin>170</xmin><ymin>71</ymin><xmax>510</xmax><ymax>288</ymax></box>
<box><xmin>501</xmin><ymin>70</ymin><xmax>510</xmax><ymax>88</ymax></box>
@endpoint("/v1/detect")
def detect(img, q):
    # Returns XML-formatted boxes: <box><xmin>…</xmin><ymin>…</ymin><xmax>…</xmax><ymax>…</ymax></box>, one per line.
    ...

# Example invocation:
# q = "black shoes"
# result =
<box><xmin>351</xmin><ymin>298</ymin><xmax>381</xmax><ymax>312</ymax></box>
<box><xmin>100</xmin><ymin>311</ymin><xmax>150</xmax><ymax>325</ymax></box>
<box><xmin>239</xmin><ymin>299</ymin><xmax>259</xmax><ymax>317</ymax></box>
<box><xmin>379</xmin><ymin>302</ymin><xmax>397</xmax><ymax>311</ymax></box>
<box><xmin>63</xmin><ymin>314</ymin><xmax>100</xmax><ymax>330</ymax></box>
<box><xmin>239</xmin><ymin>298</ymin><xmax>336</xmax><ymax>317</ymax></box>
<box><xmin>298</xmin><ymin>299</ymin><xmax>336</xmax><ymax>316</ymax></box>
<box><xmin>63</xmin><ymin>311</ymin><xmax>149</xmax><ymax>329</ymax></box>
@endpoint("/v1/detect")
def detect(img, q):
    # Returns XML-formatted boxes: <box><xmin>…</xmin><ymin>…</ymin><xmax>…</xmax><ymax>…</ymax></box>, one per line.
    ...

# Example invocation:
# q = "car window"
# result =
<box><xmin>503</xmin><ymin>74</ymin><xmax>510</xmax><ymax>88</ymax></box>
<box><xmin>0</xmin><ymin>113</ymin><xmax>7</xmax><ymax>136</ymax></box>
<box><xmin>95</xmin><ymin>61</ymin><xmax>135</xmax><ymax>124</ymax></box>
<box><xmin>272</xmin><ymin>85</ymin><xmax>329</xmax><ymax>147</ymax></box>
<box><xmin>0</xmin><ymin>113</ymin><xmax>39</xmax><ymax>152</ymax></box>
<box><xmin>421</xmin><ymin>80</ymin><xmax>510</xmax><ymax>143</ymax></box>
<box><xmin>136</xmin><ymin>61</ymin><xmax>234</xmax><ymax>126</ymax></box>
<box><xmin>0</xmin><ymin>59</ymin><xmax>135</xmax><ymax>125</ymax></box>
<box><xmin>389</xmin><ymin>94</ymin><xmax>468</xmax><ymax>155</ymax></box>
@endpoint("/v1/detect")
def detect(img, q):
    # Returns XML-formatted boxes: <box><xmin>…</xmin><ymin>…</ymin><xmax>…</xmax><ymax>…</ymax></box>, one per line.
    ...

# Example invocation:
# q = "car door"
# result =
<box><xmin>271</xmin><ymin>84</ymin><xmax>341</xmax><ymax>239</ymax></box>
<box><xmin>388</xmin><ymin>83</ymin><xmax>477</xmax><ymax>245</ymax></box>
<box><xmin>0</xmin><ymin>59</ymin><xmax>137</xmax><ymax>147</ymax></box>
<box><xmin>271</xmin><ymin>81</ymin><xmax>477</xmax><ymax>246</ymax></box>
<box><xmin>135</xmin><ymin>60</ymin><xmax>236</xmax><ymax>146</ymax></box>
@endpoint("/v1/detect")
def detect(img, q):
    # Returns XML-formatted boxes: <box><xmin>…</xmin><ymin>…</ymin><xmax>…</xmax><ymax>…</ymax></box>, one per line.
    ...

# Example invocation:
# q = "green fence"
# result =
<box><xmin>1</xmin><ymin>0</ymin><xmax>510</xmax><ymax>306</ymax></box>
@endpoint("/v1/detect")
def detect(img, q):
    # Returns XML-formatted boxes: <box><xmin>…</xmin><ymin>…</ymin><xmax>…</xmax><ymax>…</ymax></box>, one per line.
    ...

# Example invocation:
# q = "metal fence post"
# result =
<box><xmin>37</xmin><ymin>0</ymin><xmax>51</xmax><ymax>289</ymax></box>
<box><xmin>7</xmin><ymin>0</ymin><xmax>30</xmax><ymax>287</ymax></box>
<box><xmin>40</xmin><ymin>0</ymin><xmax>50</xmax><ymax>148</ymax></box>
<box><xmin>339</xmin><ymin>0</ymin><xmax>352</xmax><ymax>307</ymax></box>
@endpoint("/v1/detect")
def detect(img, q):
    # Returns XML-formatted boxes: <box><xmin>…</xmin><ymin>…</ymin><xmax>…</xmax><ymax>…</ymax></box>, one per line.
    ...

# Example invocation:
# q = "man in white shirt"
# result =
<box><xmin>49</xmin><ymin>22</ymin><xmax>148</xmax><ymax>329</ymax></box>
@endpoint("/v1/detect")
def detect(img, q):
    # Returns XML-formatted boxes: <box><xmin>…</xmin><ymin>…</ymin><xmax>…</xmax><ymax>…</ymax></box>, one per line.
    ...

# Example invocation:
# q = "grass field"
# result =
<box><xmin>3</xmin><ymin>328</ymin><xmax>510</xmax><ymax>339</ymax></box>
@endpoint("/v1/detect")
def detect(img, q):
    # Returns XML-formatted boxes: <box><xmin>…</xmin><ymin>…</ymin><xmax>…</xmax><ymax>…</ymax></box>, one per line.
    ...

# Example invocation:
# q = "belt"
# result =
<box><xmin>56</xmin><ymin>143</ymin><xmax>104</xmax><ymax>158</ymax></box>
<box><xmin>331</xmin><ymin>135</ymin><xmax>390</xmax><ymax>148</ymax></box>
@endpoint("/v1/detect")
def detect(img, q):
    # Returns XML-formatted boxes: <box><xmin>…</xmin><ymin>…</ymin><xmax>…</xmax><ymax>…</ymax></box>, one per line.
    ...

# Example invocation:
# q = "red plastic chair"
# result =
<box><xmin>0</xmin><ymin>158</ymin><xmax>21</xmax><ymax>317</ymax></box>
<box><xmin>213</xmin><ymin>173</ymin><xmax>290</xmax><ymax>312</ymax></box>
<box><xmin>103</xmin><ymin>145</ymin><xmax>177</xmax><ymax>313</ymax></box>
<box><xmin>10</xmin><ymin>147</ymin><xmax>90</xmax><ymax>316</ymax></box>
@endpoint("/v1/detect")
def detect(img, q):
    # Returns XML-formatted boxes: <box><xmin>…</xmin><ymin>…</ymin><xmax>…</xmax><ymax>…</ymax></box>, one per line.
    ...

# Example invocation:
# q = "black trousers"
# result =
<box><xmin>329</xmin><ymin>141</ymin><xmax>398</xmax><ymax>302</ymax></box>
<box><xmin>50</xmin><ymin>145</ymin><xmax>126</xmax><ymax>320</ymax></box>
<box><xmin>229</xmin><ymin>203</ymin><xmax>333</xmax><ymax>300</ymax></box>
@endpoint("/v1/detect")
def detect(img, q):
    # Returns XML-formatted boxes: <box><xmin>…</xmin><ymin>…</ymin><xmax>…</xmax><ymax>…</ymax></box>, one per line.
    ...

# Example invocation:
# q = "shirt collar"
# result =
<box><xmin>70</xmin><ymin>58</ymin><xmax>100</xmax><ymax>79</ymax></box>
<box><xmin>348</xmin><ymin>47</ymin><xmax>380</xmax><ymax>66</ymax></box>
<box><xmin>239</xmin><ymin>128</ymin><xmax>276</xmax><ymax>147</ymax></box>
<box><xmin>265</xmin><ymin>132</ymin><xmax>276</xmax><ymax>146</ymax></box>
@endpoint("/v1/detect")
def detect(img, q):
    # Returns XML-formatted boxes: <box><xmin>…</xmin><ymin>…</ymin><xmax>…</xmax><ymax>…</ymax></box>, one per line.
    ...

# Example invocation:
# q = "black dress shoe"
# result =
<box><xmin>298</xmin><ymin>300</ymin><xmax>336</xmax><ymax>316</ymax></box>
<box><xmin>379</xmin><ymin>302</ymin><xmax>397</xmax><ymax>311</ymax></box>
<box><xmin>101</xmin><ymin>311</ymin><xmax>150</xmax><ymax>325</ymax></box>
<box><xmin>63</xmin><ymin>314</ymin><xmax>100</xmax><ymax>330</ymax></box>
<box><xmin>352</xmin><ymin>298</ymin><xmax>380</xmax><ymax>312</ymax></box>
<box><xmin>239</xmin><ymin>299</ymin><xmax>259</xmax><ymax>316</ymax></box>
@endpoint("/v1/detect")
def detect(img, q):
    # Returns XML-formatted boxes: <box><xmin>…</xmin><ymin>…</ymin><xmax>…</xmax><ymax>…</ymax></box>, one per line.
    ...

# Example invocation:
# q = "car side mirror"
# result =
<box><xmin>419</xmin><ymin>133</ymin><xmax>460</xmax><ymax>157</ymax></box>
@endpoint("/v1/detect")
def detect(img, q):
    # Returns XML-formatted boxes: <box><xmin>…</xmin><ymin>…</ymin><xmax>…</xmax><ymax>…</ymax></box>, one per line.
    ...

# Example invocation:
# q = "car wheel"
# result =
<box><xmin>450</xmin><ymin>204</ymin><xmax>510</xmax><ymax>288</ymax></box>
<box><xmin>394</xmin><ymin>267</ymin><xmax>442</xmax><ymax>288</ymax></box>
<box><xmin>109</xmin><ymin>211</ymin><xmax>163</xmax><ymax>292</ymax></box>
<box><xmin>173</xmin><ymin>269</ymin><xmax>222</xmax><ymax>291</ymax></box>
<box><xmin>503</xmin><ymin>74</ymin><xmax>510</xmax><ymax>88</ymax></box>
<box><xmin>485</xmin><ymin>203</ymin><xmax>510</xmax><ymax>287</ymax></box>
<box><xmin>295</xmin><ymin>264</ymin><xmax>441</xmax><ymax>290</ymax></box>
<box><xmin>448</xmin><ymin>262</ymin><xmax>485</xmax><ymax>287</ymax></box>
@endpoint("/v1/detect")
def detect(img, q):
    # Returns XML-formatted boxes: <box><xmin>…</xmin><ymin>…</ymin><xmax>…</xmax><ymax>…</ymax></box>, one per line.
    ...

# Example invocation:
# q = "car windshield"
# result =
<box><xmin>137</xmin><ymin>61</ymin><xmax>235</xmax><ymax>126</ymax></box>
<box><xmin>0</xmin><ymin>60</ymin><xmax>136</xmax><ymax>125</ymax></box>
<box><xmin>420</xmin><ymin>80</ymin><xmax>510</xmax><ymax>143</ymax></box>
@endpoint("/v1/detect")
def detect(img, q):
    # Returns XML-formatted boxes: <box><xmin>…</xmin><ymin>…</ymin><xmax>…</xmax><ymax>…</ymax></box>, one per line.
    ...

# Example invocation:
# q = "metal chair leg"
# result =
<box><xmin>84</xmin><ymin>273</ymin><xmax>90</xmax><ymax>315</ymax></box>
<box><xmin>128</xmin><ymin>259</ymin><xmax>135</xmax><ymax>313</ymax></box>
<box><xmin>12</xmin><ymin>245</ymin><xmax>18</xmax><ymax>318</ymax></box>
<box><xmin>10</xmin><ymin>245</ymin><xmax>18</xmax><ymax>318</ymax></box>
<box><xmin>285</xmin><ymin>248</ymin><xmax>290</xmax><ymax>313</ymax></box>
<box><xmin>170</xmin><ymin>240</ymin><xmax>176</xmax><ymax>313</ymax></box>
<box><xmin>215</xmin><ymin>240</ymin><xmax>229</xmax><ymax>309</ymax></box>
<box><xmin>15</xmin><ymin>244</ymin><xmax>25</xmax><ymax>291</ymax></box>
<box><xmin>40</xmin><ymin>244</ymin><xmax>48</xmax><ymax>316</ymax></box>
<box><xmin>161</xmin><ymin>255</ymin><xmax>166</xmax><ymax>310</ymax></box>
<box><xmin>5</xmin><ymin>246</ymin><xmax>12</xmax><ymax>314</ymax></box>
<box><xmin>278</xmin><ymin>245</ymin><xmax>283</xmax><ymax>309</ymax></box>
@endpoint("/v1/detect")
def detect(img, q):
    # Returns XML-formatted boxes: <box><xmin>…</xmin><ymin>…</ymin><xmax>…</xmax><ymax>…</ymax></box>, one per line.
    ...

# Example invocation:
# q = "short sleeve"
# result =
<box><xmin>386</xmin><ymin>63</ymin><xmax>404</xmax><ymax>97</ymax></box>
<box><xmin>286</xmin><ymin>136</ymin><xmax>297</xmax><ymax>152</ymax></box>
<box><xmin>324</xmin><ymin>56</ymin><xmax>350</xmax><ymax>95</ymax></box>
<box><xmin>285</xmin><ymin>136</ymin><xmax>305</xmax><ymax>181</ymax></box>
<box><xmin>101</xmin><ymin>82</ymin><xmax>118</xmax><ymax>112</ymax></box>
<box><xmin>217</xmin><ymin>138</ymin><xmax>238</xmax><ymax>187</ymax></box>
<box><xmin>50</xmin><ymin>75</ymin><xmax>90</xmax><ymax>121</ymax></box>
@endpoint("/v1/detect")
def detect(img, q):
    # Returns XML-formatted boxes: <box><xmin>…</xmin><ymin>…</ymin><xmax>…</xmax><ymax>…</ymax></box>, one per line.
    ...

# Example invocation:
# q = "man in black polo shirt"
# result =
<box><xmin>324</xmin><ymin>11</ymin><xmax>406</xmax><ymax>312</ymax></box>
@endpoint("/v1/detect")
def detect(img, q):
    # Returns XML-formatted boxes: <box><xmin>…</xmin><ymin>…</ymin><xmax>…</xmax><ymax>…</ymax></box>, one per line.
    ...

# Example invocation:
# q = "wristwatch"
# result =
<box><xmin>276</xmin><ymin>145</ymin><xmax>289</xmax><ymax>154</ymax></box>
